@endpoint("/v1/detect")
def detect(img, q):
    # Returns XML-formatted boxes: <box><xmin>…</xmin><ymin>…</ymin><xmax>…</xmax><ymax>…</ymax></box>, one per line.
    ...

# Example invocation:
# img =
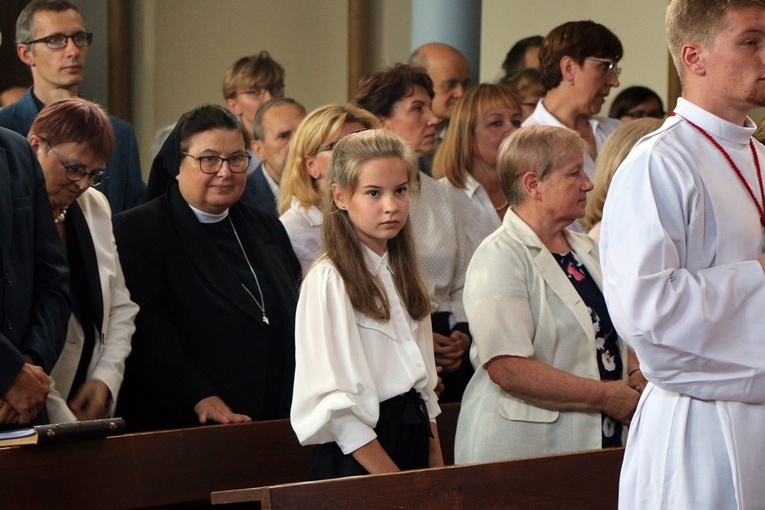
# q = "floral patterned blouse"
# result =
<box><xmin>553</xmin><ymin>250</ymin><xmax>624</xmax><ymax>448</ymax></box>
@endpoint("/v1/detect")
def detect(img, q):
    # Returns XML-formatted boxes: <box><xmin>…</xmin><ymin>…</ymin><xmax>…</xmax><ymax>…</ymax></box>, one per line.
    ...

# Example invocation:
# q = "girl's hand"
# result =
<box><xmin>194</xmin><ymin>396</ymin><xmax>252</xmax><ymax>425</ymax></box>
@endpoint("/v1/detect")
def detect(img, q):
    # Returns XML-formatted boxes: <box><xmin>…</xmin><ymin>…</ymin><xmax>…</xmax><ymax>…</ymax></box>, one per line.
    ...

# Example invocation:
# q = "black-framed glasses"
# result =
<box><xmin>23</xmin><ymin>32</ymin><xmax>92</xmax><ymax>50</ymax></box>
<box><xmin>235</xmin><ymin>81</ymin><xmax>285</xmax><ymax>99</ymax></box>
<box><xmin>46</xmin><ymin>143</ymin><xmax>108</xmax><ymax>187</ymax></box>
<box><xmin>310</xmin><ymin>128</ymin><xmax>371</xmax><ymax>157</ymax></box>
<box><xmin>586</xmin><ymin>57</ymin><xmax>622</xmax><ymax>79</ymax></box>
<box><xmin>183</xmin><ymin>152</ymin><xmax>251</xmax><ymax>174</ymax></box>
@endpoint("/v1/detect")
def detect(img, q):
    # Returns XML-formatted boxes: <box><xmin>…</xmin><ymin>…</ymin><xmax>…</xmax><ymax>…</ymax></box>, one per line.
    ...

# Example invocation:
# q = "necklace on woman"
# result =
<box><xmin>228</xmin><ymin>216</ymin><xmax>270</xmax><ymax>326</ymax></box>
<box><xmin>54</xmin><ymin>205</ymin><xmax>69</xmax><ymax>224</ymax></box>
<box><xmin>555</xmin><ymin>231</ymin><xmax>571</xmax><ymax>255</ymax></box>
<box><xmin>678</xmin><ymin>115</ymin><xmax>765</xmax><ymax>228</ymax></box>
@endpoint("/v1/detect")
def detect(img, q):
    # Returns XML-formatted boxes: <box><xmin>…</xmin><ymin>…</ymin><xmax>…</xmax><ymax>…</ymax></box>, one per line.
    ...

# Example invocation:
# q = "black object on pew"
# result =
<box><xmin>0</xmin><ymin>417</ymin><xmax>126</xmax><ymax>447</ymax></box>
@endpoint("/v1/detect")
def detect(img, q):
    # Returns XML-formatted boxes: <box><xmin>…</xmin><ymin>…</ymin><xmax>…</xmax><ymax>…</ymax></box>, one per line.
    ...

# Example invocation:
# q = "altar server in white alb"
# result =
<box><xmin>600</xmin><ymin>0</ymin><xmax>765</xmax><ymax>508</ymax></box>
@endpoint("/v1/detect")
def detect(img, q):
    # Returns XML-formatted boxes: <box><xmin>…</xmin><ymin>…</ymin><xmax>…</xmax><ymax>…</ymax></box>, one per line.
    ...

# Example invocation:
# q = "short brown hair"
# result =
<box><xmin>497</xmin><ymin>126</ymin><xmax>590</xmax><ymax>207</ymax></box>
<box><xmin>221</xmin><ymin>51</ymin><xmax>285</xmax><ymax>100</ymax></box>
<box><xmin>352</xmin><ymin>63</ymin><xmax>434</xmax><ymax>119</ymax></box>
<box><xmin>539</xmin><ymin>20</ymin><xmax>623</xmax><ymax>90</ymax></box>
<box><xmin>29</xmin><ymin>97</ymin><xmax>114</xmax><ymax>163</ymax></box>
<box><xmin>666</xmin><ymin>0</ymin><xmax>765</xmax><ymax>82</ymax></box>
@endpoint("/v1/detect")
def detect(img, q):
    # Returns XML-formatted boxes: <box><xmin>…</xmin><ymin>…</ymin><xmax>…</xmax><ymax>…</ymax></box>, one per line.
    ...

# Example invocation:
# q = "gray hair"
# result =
<box><xmin>251</xmin><ymin>97</ymin><xmax>305</xmax><ymax>141</ymax></box>
<box><xmin>16</xmin><ymin>0</ymin><xmax>80</xmax><ymax>44</ymax></box>
<box><xmin>497</xmin><ymin>126</ymin><xmax>591</xmax><ymax>206</ymax></box>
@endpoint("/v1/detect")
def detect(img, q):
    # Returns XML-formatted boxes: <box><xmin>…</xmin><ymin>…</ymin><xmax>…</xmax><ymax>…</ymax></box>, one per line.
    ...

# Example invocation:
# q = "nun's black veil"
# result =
<box><xmin>144</xmin><ymin>115</ymin><xmax>187</xmax><ymax>201</ymax></box>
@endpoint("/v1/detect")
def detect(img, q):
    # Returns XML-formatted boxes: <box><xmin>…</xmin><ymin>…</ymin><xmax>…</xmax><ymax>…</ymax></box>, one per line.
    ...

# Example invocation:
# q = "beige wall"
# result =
<box><xmin>131</xmin><ymin>0</ymin><xmax>673</xmax><ymax>178</ymax></box>
<box><xmin>481</xmin><ymin>0</ymin><xmax>669</xmax><ymax>115</ymax></box>
<box><xmin>131</xmin><ymin>0</ymin><xmax>350</xmax><ymax>176</ymax></box>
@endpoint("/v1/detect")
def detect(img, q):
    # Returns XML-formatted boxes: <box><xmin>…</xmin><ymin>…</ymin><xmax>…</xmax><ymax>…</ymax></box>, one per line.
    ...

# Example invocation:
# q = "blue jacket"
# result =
<box><xmin>240</xmin><ymin>162</ymin><xmax>278</xmax><ymax>216</ymax></box>
<box><xmin>0</xmin><ymin>88</ymin><xmax>146</xmax><ymax>214</ymax></box>
<box><xmin>0</xmin><ymin>127</ymin><xmax>70</xmax><ymax>393</ymax></box>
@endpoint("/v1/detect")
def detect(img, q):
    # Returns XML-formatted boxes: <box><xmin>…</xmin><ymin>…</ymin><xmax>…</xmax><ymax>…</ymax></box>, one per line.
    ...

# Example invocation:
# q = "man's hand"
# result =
<box><xmin>69</xmin><ymin>379</ymin><xmax>111</xmax><ymax>421</ymax></box>
<box><xmin>3</xmin><ymin>363</ymin><xmax>50</xmax><ymax>424</ymax></box>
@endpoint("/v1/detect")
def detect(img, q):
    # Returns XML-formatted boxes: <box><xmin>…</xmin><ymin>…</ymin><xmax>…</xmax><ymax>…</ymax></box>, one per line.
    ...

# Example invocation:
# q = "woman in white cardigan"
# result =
<box><xmin>455</xmin><ymin>126</ymin><xmax>644</xmax><ymax>463</ymax></box>
<box><xmin>28</xmin><ymin>98</ymin><xmax>137</xmax><ymax>423</ymax></box>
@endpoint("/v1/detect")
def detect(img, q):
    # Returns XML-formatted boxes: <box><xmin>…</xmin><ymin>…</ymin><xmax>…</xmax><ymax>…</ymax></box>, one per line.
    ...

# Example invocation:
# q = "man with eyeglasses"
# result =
<box><xmin>0</xmin><ymin>0</ymin><xmax>145</xmax><ymax>214</ymax></box>
<box><xmin>223</xmin><ymin>51</ymin><xmax>286</xmax><ymax>138</ymax></box>
<box><xmin>222</xmin><ymin>51</ymin><xmax>287</xmax><ymax>179</ymax></box>
<box><xmin>0</xmin><ymin>31</ymin><xmax>70</xmax><ymax>429</ymax></box>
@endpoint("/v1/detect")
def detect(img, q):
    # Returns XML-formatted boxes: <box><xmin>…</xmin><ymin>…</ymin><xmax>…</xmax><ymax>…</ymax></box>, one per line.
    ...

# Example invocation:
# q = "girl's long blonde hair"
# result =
<box><xmin>322</xmin><ymin>129</ymin><xmax>429</xmax><ymax>321</ymax></box>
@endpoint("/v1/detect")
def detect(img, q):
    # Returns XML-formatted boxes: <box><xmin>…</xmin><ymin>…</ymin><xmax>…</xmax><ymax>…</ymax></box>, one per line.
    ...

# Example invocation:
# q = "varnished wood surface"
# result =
<box><xmin>213</xmin><ymin>447</ymin><xmax>624</xmax><ymax>510</ymax></box>
<box><xmin>0</xmin><ymin>403</ymin><xmax>461</xmax><ymax>509</ymax></box>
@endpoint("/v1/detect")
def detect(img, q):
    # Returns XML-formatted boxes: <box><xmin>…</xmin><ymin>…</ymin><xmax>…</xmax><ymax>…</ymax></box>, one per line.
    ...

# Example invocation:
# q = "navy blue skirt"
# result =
<box><xmin>310</xmin><ymin>388</ymin><xmax>432</xmax><ymax>479</ymax></box>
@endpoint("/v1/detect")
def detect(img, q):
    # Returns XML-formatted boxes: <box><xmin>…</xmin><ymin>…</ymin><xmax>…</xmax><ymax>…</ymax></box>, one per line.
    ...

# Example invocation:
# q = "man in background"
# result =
<box><xmin>0</xmin><ymin>0</ymin><xmax>145</xmax><ymax>213</ymax></box>
<box><xmin>222</xmin><ymin>51</ymin><xmax>287</xmax><ymax>177</ymax></box>
<box><xmin>409</xmin><ymin>42</ymin><xmax>470</xmax><ymax>175</ymax></box>
<box><xmin>501</xmin><ymin>35</ymin><xmax>543</xmax><ymax>78</ymax></box>
<box><xmin>243</xmin><ymin>98</ymin><xmax>305</xmax><ymax>215</ymax></box>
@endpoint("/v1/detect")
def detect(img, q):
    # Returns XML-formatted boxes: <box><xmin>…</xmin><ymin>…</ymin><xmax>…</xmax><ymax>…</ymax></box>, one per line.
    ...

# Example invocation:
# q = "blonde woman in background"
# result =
<box><xmin>582</xmin><ymin>118</ymin><xmax>663</xmax><ymax>242</ymax></box>
<box><xmin>278</xmin><ymin>104</ymin><xmax>379</xmax><ymax>273</ymax></box>
<box><xmin>433</xmin><ymin>84</ymin><xmax>522</xmax><ymax>259</ymax></box>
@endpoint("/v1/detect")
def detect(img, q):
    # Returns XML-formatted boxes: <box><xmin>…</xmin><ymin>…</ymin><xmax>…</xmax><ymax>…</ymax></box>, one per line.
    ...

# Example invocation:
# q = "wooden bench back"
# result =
<box><xmin>0</xmin><ymin>403</ymin><xmax>460</xmax><ymax>509</ymax></box>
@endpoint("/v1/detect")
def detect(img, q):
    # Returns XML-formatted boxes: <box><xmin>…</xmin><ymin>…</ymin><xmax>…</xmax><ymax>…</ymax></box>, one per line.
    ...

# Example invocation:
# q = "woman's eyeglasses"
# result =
<box><xmin>183</xmin><ymin>152</ymin><xmax>252</xmax><ymax>174</ymax></box>
<box><xmin>46</xmin><ymin>143</ymin><xmax>108</xmax><ymax>187</ymax></box>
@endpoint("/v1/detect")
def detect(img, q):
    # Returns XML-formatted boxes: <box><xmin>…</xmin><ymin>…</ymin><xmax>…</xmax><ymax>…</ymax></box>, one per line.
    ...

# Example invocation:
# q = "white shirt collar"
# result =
<box><xmin>189</xmin><ymin>204</ymin><xmax>229</xmax><ymax>223</ymax></box>
<box><xmin>525</xmin><ymin>98</ymin><xmax>605</xmax><ymax>133</ymax></box>
<box><xmin>361</xmin><ymin>244</ymin><xmax>390</xmax><ymax>277</ymax></box>
<box><xmin>261</xmin><ymin>163</ymin><xmax>280</xmax><ymax>198</ymax></box>
<box><xmin>462</xmin><ymin>172</ymin><xmax>482</xmax><ymax>199</ymax></box>
<box><xmin>290</xmin><ymin>197</ymin><xmax>323</xmax><ymax>226</ymax></box>
<box><xmin>674</xmin><ymin>97</ymin><xmax>756</xmax><ymax>147</ymax></box>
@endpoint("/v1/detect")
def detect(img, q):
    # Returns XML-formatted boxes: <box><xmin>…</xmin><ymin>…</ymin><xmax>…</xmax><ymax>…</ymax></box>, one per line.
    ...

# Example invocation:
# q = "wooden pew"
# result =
<box><xmin>211</xmin><ymin>448</ymin><xmax>625</xmax><ymax>509</ymax></box>
<box><xmin>0</xmin><ymin>403</ymin><xmax>461</xmax><ymax>509</ymax></box>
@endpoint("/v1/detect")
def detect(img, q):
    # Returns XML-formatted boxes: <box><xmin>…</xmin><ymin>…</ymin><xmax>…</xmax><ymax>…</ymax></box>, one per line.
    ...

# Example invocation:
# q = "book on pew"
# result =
<box><xmin>0</xmin><ymin>417</ymin><xmax>126</xmax><ymax>447</ymax></box>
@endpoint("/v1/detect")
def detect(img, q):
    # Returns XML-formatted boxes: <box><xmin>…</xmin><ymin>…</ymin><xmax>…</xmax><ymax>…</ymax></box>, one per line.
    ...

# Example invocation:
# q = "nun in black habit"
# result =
<box><xmin>114</xmin><ymin>104</ymin><xmax>301</xmax><ymax>431</ymax></box>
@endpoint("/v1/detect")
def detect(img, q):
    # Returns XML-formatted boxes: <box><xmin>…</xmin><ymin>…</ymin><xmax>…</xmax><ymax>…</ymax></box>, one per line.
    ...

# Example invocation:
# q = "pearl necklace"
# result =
<box><xmin>54</xmin><ymin>206</ymin><xmax>69</xmax><ymax>224</ymax></box>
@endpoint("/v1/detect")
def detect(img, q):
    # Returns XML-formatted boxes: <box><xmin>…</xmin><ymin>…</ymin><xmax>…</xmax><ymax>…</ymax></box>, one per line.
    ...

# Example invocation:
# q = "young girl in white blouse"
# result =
<box><xmin>290</xmin><ymin>129</ymin><xmax>443</xmax><ymax>479</ymax></box>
